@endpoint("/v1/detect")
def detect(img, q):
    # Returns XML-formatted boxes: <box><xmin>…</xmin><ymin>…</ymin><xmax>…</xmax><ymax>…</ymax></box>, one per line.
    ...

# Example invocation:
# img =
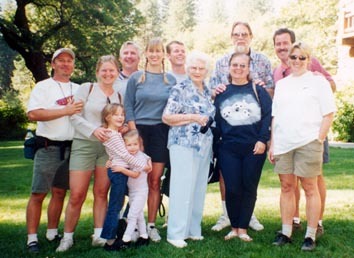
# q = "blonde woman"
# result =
<box><xmin>269</xmin><ymin>42</ymin><xmax>336</xmax><ymax>251</ymax></box>
<box><xmin>124</xmin><ymin>38</ymin><xmax>176</xmax><ymax>242</ymax></box>
<box><xmin>57</xmin><ymin>55</ymin><xmax>122</xmax><ymax>252</ymax></box>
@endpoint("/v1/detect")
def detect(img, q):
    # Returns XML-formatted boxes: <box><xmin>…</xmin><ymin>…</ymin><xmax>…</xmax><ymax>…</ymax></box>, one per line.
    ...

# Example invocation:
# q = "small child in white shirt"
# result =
<box><xmin>120</xmin><ymin>130</ymin><xmax>151</xmax><ymax>247</ymax></box>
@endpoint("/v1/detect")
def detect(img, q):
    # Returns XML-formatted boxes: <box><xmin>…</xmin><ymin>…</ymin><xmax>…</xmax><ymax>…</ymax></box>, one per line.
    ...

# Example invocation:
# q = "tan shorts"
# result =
<box><xmin>69</xmin><ymin>138</ymin><xmax>108</xmax><ymax>171</ymax></box>
<box><xmin>274</xmin><ymin>140</ymin><xmax>323</xmax><ymax>178</ymax></box>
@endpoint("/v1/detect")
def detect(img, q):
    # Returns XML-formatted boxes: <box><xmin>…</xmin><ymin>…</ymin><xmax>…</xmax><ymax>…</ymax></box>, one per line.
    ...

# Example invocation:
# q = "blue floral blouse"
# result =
<box><xmin>163</xmin><ymin>78</ymin><xmax>215</xmax><ymax>157</ymax></box>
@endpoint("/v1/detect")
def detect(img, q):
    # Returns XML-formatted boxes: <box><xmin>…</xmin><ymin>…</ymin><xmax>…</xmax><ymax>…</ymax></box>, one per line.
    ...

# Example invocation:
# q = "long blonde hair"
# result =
<box><xmin>139</xmin><ymin>38</ymin><xmax>169</xmax><ymax>84</ymax></box>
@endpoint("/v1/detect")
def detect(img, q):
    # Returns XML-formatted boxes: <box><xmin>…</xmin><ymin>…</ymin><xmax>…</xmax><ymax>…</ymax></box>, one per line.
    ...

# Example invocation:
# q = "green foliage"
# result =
<box><xmin>332</xmin><ymin>84</ymin><xmax>354</xmax><ymax>142</ymax></box>
<box><xmin>0</xmin><ymin>0</ymin><xmax>144</xmax><ymax>83</ymax></box>
<box><xmin>0</xmin><ymin>34</ymin><xmax>16</xmax><ymax>96</ymax></box>
<box><xmin>274</xmin><ymin>0</ymin><xmax>338</xmax><ymax>74</ymax></box>
<box><xmin>0</xmin><ymin>91</ymin><xmax>28</xmax><ymax>140</ymax></box>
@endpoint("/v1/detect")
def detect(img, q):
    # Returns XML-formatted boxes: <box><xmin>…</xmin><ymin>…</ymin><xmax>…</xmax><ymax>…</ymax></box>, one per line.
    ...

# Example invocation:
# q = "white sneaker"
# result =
<box><xmin>56</xmin><ymin>238</ymin><xmax>73</xmax><ymax>252</ymax></box>
<box><xmin>211</xmin><ymin>215</ymin><xmax>231</xmax><ymax>231</ymax></box>
<box><xmin>91</xmin><ymin>234</ymin><xmax>107</xmax><ymax>246</ymax></box>
<box><xmin>167</xmin><ymin>239</ymin><xmax>187</xmax><ymax>248</ymax></box>
<box><xmin>147</xmin><ymin>226</ymin><xmax>161</xmax><ymax>242</ymax></box>
<box><xmin>188</xmin><ymin>235</ymin><xmax>204</xmax><ymax>241</ymax></box>
<box><xmin>131</xmin><ymin>229</ymin><xmax>140</xmax><ymax>242</ymax></box>
<box><xmin>249</xmin><ymin>214</ymin><xmax>264</xmax><ymax>231</ymax></box>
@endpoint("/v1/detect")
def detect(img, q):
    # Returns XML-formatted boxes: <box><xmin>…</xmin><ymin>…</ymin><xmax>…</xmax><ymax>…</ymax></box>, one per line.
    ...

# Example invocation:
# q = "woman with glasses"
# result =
<box><xmin>57</xmin><ymin>55</ymin><xmax>123</xmax><ymax>252</ymax></box>
<box><xmin>163</xmin><ymin>51</ymin><xmax>215</xmax><ymax>248</ymax></box>
<box><xmin>269</xmin><ymin>42</ymin><xmax>336</xmax><ymax>251</ymax></box>
<box><xmin>209</xmin><ymin>21</ymin><xmax>273</xmax><ymax>234</ymax></box>
<box><xmin>124</xmin><ymin>38</ymin><xmax>176</xmax><ymax>242</ymax></box>
<box><xmin>214</xmin><ymin>52</ymin><xmax>272</xmax><ymax>242</ymax></box>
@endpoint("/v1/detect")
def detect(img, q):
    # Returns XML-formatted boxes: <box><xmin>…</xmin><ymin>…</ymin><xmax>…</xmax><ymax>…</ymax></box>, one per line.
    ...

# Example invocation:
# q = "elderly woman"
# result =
<box><xmin>214</xmin><ymin>53</ymin><xmax>272</xmax><ymax>242</ymax></box>
<box><xmin>162</xmin><ymin>51</ymin><xmax>215</xmax><ymax>248</ymax></box>
<box><xmin>269</xmin><ymin>42</ymin><xmax>336</xmax><ymax>251</ymax></box>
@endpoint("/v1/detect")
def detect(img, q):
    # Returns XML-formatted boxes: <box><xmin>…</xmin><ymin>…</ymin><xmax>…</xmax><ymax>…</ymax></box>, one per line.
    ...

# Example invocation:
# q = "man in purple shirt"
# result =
<box><xmin>273</xmin><ymin>28</ymin><xmax>336</xmax><ymax>236</ymax></box>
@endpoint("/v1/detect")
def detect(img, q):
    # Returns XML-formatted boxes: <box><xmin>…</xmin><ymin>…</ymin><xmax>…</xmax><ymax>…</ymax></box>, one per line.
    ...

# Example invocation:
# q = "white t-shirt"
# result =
<box><xmin>127</xmin><ymin>151</ymin><xmax>150</xmax><ymax>193</ymax></box>
<box><xmin>27</xmin><ymin>78</ymin><xmax>80</xmax><ymax>141</ymax></box>
<box><xmin>169</xmin><ymin>71</ymin><xmax>188</xmax><ymax>84</ymax></box>
<box><xmin>272</xmin><ymin>71</ymin><xmax>336</xmax><ymax>155</ymax></box>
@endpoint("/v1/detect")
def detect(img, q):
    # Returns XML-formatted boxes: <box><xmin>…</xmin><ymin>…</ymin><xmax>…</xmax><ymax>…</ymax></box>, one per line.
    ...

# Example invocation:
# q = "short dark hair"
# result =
<box><xmin>273</xmin><ymin>28</ymin><xmax>296</xmax><ymax>45</ymax></box>
<box><xmin>166</xmin><ymin>40</ymin><xmax>184</xmax><ymax>54</ymax></box>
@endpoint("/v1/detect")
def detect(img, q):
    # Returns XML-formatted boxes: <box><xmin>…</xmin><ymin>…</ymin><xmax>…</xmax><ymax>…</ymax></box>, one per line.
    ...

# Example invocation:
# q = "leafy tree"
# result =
<box><xmin>0</xmin><ymin>0</ymin><xmax>144</xmax><ymax>83</ymax></box>
<box><xmin>274</xmin><ymin>0</ymin><xmax>338</xmax><ymax>74</ymax></box>
<box><xmin>138</xmin><ymin>0</ymin><xmax>164</xmax><ymax>43</ymax></box>
<box><xmin>0</xmin><ymin>90</ymin><xmax>28</xmax><ymax>139</ymax></box>
<box><xmin>0</xmin><ymin>33</ymin><xmax>16</xmax><ymax>96</ymax></box>
<box><xmin>332</xmin><ymin>84</ymin><xmax>354</xmax><ymax>142</ymax></box>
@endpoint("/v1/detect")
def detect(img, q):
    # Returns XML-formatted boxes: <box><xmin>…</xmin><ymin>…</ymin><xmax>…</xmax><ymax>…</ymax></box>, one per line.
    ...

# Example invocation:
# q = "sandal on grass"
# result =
<box><xmin>238</xmin><ymin>233</ymin><xmax>253</xmax><ymax>242</ymax></box>
<box><xmin>224</xmin><ymin>231</ymin><xmax>238</xmax><ymax>240</ymax></box>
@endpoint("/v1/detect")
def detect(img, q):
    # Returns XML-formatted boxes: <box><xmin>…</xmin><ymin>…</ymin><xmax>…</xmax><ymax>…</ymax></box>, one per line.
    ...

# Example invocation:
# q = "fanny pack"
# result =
<box><xmin>35</xmin><ymin>136</ymin><xmax>72</xmax><ymax>160</ymax></box>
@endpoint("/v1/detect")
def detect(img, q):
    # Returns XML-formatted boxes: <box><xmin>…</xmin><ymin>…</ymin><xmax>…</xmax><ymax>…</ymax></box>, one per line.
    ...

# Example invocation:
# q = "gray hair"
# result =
<box><xmin>119</xmin><ymin>41</ymin><xmax>141</xmax><ymax>58</ymax></box>
<box><xmin>185</xmin><ymin>51</ymin><xmax>210</xmax><ymax>73</ymax></box>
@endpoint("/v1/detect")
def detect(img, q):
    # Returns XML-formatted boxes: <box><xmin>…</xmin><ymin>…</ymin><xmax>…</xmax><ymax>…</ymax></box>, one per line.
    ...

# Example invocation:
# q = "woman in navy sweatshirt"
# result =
<box><xmin>214</xmin><ymin>52</ymin><xmax>272</xmax><ymax>242</ymax></box>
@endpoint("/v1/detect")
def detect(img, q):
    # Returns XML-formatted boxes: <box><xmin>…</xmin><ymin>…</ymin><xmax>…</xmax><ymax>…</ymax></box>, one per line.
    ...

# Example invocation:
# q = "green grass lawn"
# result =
<box><xmin>0</xmin><ymin>141</ymin><xmax>353</xmax><ymax>258</ymax></box>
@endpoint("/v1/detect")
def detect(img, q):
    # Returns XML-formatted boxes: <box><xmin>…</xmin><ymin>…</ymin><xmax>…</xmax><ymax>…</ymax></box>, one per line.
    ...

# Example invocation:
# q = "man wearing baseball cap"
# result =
<box><xmin>25</xmin><ymin>48</ymin><xmax>83</xmax><ymax>253</ymax></box>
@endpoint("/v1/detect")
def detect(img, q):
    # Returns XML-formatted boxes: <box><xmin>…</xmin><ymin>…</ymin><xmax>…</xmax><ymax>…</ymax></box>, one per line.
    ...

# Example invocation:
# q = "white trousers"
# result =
<box><xmin>167</xmin><ymin>144</ymin><xmax>212</xmax><ymax>240</ymax></box>
<box><xmin>124</xmin><ymin>188</ymin><xmax>148</xmax><ymax>239</ymax></box>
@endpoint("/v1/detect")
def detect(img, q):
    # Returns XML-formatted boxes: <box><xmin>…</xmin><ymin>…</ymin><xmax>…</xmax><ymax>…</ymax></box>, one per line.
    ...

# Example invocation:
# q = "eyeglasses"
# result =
<box><xmin>190</xmin><ymin>66</ymin><xmax>206</xmax><ymax>72</ymax></box>
<box><xmin>232</xmin><ymin>32</ymin><xmax>249</xmax><ymax>38</ymax></box>
<box><xmin>289</xmin><ymin>55</ymin><xmax>307</xmax><ymax>61</ymax></box>
<box><xmin>231</xmin><ymin>63</ymin><xmax>248</xmax><ymax>69</ymax></box>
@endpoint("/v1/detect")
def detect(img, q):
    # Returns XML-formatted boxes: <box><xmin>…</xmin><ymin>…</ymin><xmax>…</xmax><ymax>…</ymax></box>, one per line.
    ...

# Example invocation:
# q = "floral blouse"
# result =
<box><xmin>163</xmin><ymin>78</ymin><xmax>215</xmax><ymax>157</ymax></box>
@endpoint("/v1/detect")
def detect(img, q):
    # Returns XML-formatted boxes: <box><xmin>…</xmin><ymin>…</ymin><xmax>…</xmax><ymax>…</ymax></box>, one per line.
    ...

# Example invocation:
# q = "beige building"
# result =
<box><xmin>337</xmin><ymin>0</ymin><xmax>354</xmax><ymax>88</ymax></box>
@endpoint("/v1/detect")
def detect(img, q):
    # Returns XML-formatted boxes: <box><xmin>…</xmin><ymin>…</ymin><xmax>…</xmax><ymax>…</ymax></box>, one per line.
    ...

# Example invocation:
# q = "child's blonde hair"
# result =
<box><xmin>101</xmin><ymin>103</ymin><xmax>125</xmax><ymax>128</ymax></box>
<box><xmin>122</xmin><ymin>129</ymin><xmax>140</xmax><ymax>142</ymax></box>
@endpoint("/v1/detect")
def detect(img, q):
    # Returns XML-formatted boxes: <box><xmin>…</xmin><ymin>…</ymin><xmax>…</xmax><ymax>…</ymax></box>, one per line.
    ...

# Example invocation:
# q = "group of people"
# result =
<box><xmin>25</xmin><ymin>21</ymin><xmax>336</xmax><ymax>254</ymax></box>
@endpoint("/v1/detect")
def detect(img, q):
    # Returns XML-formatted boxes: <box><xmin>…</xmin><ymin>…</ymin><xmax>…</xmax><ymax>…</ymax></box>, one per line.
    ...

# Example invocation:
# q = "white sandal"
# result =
<box><xmin>238</xmin><ymin>233</ymin><xmax>253</xmax><ymax>242</ymax></box>
<box><xmin>224</xmin><ymin>231</ymin><xmax>238</xmax><ymax>240</ymax></box>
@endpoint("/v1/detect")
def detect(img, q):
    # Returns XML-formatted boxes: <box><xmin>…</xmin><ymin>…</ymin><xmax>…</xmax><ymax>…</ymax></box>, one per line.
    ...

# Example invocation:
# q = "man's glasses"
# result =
<box><xmin>289</xmin><ymin>55</ymin><xmax>307</xmax><ymax>61</ymax></box>
<box><xmin>232</xmin><ymin>32</ymin><xmax>249</xmax><ymax>38</ymax></box>
<box><xmin>231</xmin><ymin>63</ymin><xmax>248</xmax><ymax>69</ymax></box>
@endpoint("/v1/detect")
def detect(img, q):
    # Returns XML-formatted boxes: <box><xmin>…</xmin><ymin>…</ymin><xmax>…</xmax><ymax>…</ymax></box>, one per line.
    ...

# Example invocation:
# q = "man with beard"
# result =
<box><xmin>210</xmin><ymin>21</ymin><xmax>274</xmax><ymax>97</ymax></box>
<box><xmin>273</xmin><ymin>28</ymin><xmax>336</xmax><ymax>236</ymax></box>
<box><xmin>209</xmin><ymin>21</ymin><xmax>274</xmax><ymax>233</ymax></box>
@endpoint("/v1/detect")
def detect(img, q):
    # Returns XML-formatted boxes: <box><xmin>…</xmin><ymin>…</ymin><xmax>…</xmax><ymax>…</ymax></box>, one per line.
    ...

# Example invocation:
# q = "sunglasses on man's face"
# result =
<box><xmin>289</xmin><ymin>55</ymin><xmax>307</xmax><ymax>61</ymax></box>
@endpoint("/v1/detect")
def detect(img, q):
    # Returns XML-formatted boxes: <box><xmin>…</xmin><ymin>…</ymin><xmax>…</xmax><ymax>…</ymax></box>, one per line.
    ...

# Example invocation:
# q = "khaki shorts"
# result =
<box><xmin>274</xmin><ymin>140</ymin><xmax>323</xmax><ymax>178</ymax></box>
<box><xmin>69</xmin><ymin>138</ymin><xmax>108</xmax><ymax>171</ymax></box>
